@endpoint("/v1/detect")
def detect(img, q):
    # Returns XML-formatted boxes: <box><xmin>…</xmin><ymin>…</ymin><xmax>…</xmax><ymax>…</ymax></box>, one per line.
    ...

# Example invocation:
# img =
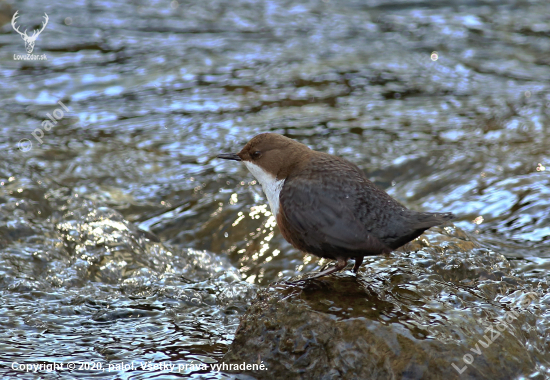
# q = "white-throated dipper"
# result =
<box><xmin>218</xmin><ymin>133</ymin><xmax>454</xmax><ymax>279</ymax></box>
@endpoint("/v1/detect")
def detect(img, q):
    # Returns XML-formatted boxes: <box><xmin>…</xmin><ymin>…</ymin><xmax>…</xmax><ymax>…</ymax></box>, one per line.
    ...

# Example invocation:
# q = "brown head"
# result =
<box><xmin>218</xmin><ymin>133</ymin><xmax>312</xmax><ymax>180</ymax></box>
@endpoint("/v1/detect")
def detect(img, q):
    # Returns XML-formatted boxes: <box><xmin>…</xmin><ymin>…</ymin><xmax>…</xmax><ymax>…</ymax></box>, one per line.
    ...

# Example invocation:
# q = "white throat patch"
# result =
<box><xmin>243</xmin><ymin>161</ymin><xmax>285</xmax><ymax>216</ymax></box>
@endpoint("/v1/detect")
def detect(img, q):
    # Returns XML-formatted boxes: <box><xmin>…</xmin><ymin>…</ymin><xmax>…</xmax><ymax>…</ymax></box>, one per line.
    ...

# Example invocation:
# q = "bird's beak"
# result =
<box><xmin>217</xmin><ymin>153</ymin><xmax>242</xmax><ymax>161</ymax></box>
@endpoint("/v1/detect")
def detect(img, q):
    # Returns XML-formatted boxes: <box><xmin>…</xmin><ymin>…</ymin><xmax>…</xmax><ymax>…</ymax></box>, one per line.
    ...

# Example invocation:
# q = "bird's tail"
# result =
<box><xmin>386</xmin><ymin>211</ymin><xmax>454</xmax><ymax>249</ymax></box>
<box><xmin>413</xmin><ymin>211</ymin><xmax>455</xmax><ymax>229</ymax></box>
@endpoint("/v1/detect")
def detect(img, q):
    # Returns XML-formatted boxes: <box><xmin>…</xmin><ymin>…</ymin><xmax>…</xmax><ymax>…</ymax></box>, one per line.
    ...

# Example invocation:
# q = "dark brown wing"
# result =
<box><xmin>278</xmin><ymin>157</ymin><xmax>392</xmax><ymax>258</ymax></box>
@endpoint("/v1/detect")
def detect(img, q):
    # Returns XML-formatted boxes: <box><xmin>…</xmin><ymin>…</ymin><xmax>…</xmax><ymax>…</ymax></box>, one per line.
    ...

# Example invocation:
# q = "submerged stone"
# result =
<box><xmin>223</xmin><ymin>228</ymin><xmax>544</xmax><ymax>379</ymax></box>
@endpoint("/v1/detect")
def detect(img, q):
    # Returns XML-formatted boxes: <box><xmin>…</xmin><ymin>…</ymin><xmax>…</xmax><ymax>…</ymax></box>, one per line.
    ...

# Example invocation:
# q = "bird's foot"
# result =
<box><xmin>352</xmin><ymin>256</ymin><xmax>364</xmax><ymax>274</ymax></box>
<box><xmin>286</xmin><ymin>258</ymin><xmax>348</xmax><ymax>284</ymax></box>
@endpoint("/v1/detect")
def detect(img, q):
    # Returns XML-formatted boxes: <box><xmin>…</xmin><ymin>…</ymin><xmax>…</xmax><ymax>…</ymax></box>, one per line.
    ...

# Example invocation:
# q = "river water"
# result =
<box><xmin>0</xmin><ymin>0</ymin><xmax>549</xmax><ymax>378</ymax></box>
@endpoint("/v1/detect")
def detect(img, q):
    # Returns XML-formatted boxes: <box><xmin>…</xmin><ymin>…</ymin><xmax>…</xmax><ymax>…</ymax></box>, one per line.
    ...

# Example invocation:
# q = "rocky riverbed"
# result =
<box><xmin>1</xmin><ymin>0</ymin><xmax>549</xmax><ymax>378</ymax></box>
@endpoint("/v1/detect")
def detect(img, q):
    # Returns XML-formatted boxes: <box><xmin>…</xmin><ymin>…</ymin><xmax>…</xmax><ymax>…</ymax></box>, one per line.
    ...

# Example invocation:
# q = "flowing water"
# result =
<box><xmin>0</xmin><ymin>0</ymin><xmax>549</xmax><ymax>378</ymax></box>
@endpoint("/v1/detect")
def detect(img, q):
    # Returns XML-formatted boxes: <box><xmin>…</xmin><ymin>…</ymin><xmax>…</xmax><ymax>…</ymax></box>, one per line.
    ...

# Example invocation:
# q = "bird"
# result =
<box><xmin>218</xmin><ymin>133</ymin><xmax>454</xmax><ymax>280</ymax></box>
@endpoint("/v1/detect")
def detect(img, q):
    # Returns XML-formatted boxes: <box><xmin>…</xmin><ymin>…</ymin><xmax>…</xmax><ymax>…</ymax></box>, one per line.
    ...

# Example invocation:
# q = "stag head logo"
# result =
<box><xmin>11</xmin><ymin>11</ymin><xmax>49</xmax><ymax>54</ymax></box>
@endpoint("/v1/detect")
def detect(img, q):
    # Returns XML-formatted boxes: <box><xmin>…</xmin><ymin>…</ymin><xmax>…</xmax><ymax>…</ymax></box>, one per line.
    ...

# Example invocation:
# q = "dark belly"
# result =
<box><xmin>276</xmin><ymin>212</ymin><xmax>389</xmax><ymax>259</ymax></box>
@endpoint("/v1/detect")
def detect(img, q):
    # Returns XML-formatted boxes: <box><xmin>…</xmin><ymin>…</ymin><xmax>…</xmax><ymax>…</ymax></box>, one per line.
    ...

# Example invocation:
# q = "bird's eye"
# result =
<box><xmin>251</xmin><ymin>151</ymin><xmax>261</xmax><ymax>159</ymax></box>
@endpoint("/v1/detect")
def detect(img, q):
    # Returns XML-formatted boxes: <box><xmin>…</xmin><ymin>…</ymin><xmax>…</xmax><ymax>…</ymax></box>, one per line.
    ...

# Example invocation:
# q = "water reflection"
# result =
<box><xmin>1</xmin><ymin>0</ymin><xmax>549</xmax><ymax>378</ymax></box>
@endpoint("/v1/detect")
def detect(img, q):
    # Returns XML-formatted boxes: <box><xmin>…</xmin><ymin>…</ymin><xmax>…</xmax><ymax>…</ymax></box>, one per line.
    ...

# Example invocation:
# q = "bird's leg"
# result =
<box><xmin>304</xmin><ymin>257</ymin><xmax>348</xmax><ymax>280</ymax></box>
<box><xmin>352</xmin><ymin>256</ymin><xmax>364</xmax><ymax>274</ymax></box>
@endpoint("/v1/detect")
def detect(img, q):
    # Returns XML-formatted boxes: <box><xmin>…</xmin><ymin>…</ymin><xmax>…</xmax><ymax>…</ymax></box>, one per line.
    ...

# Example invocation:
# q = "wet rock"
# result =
<box><xmin>2</xmin><ymin>0</ymin><xmax>550</xmax><ymax>377</ymax></box>
<box><xmin>0</xmin><ymin>193</ymin><xmax>256</xmax><ymax>373</ymax></box>
<box><xmin>223</xmin><ymin>228</ymin><xmax>545</xmax><ymax>379</ymax></box>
